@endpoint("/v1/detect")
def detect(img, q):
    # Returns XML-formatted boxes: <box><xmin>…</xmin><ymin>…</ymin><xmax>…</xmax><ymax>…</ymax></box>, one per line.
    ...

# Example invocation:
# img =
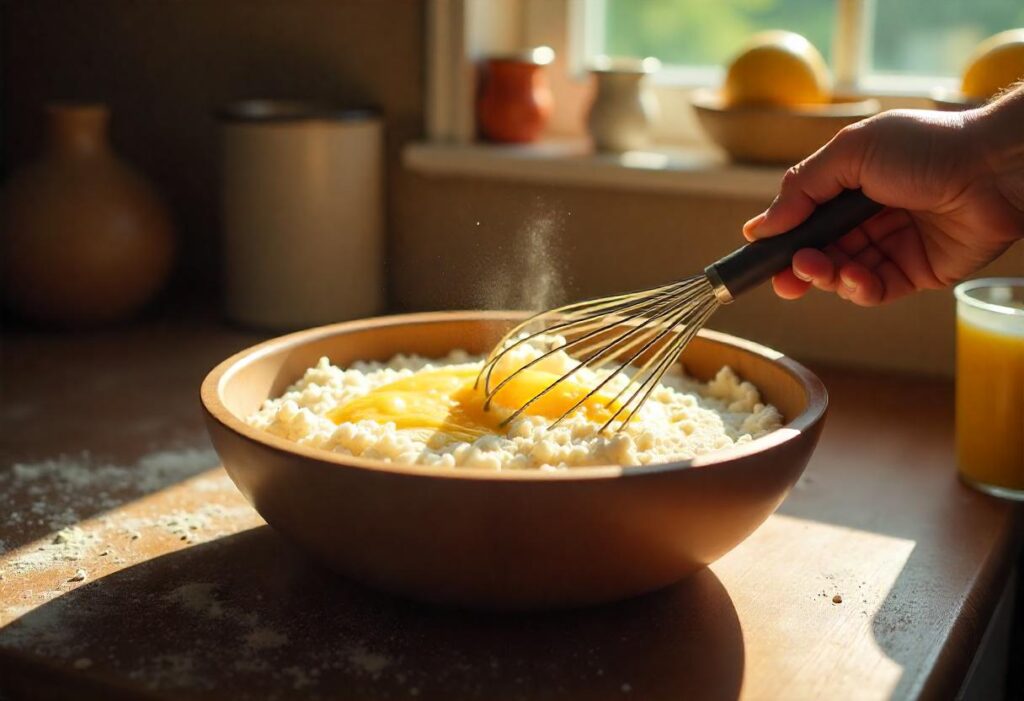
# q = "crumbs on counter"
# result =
<box><xmin>1</xmin><ymin>447</ymin><xmax>222</xmax><ymax>533</ymax></box>
<box><xmin>0</xmin><ymin>444</ymin><xmax>248</xmax><ymax>616</ymax></box>
<box><xmin>0</xmin><ymin>444</ymin><xmax>299</xmax><ymax>692</ymax></box>
<box><xmin>0</xmin><ymin>467</ymin><xmax>245</xmax><ymax>582</ymax></box>
<box><xmin>1</xmin><ymin>442</ymin><xmax>666</xmax><ymax>697</ymax></box>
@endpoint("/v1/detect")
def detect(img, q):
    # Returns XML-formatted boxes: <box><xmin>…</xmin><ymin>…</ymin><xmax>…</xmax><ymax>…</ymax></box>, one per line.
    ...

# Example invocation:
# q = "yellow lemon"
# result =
<box><xmin>961</xmin><ymin>29</ymin><xmax>1024</xmax><ymax>101</ymax></box>
<box><xmin>723</xmin><ymin>30</ymin><xmax>831</xmax><ymax>107</ymax></box>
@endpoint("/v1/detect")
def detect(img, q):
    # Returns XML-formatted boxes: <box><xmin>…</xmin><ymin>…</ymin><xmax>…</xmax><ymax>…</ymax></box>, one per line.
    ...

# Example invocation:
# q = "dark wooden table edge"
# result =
<box><xmin>919</xmin><ymin>503</ymin><xmax>1023</xmax><ymax>700</ymax></box>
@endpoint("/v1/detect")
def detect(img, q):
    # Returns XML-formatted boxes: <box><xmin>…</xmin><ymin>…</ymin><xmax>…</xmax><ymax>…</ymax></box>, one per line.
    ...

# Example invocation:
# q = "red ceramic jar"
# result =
<box><xmin>477</xmin><ymin>47</ymin><xmax>555</xmax><ymax>143</ymax></box>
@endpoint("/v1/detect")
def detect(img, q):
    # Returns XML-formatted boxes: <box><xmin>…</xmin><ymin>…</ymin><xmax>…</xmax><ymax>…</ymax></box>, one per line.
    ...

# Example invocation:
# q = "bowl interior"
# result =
<box><xmin>215</xmin><ymin>312</ymin><xmax>816</xmax><ymax>452</ymax></box>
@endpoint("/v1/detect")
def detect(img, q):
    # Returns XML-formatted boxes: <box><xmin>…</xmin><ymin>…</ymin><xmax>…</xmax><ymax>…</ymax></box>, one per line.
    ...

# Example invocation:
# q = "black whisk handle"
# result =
<box><xmin>706</xmin><ymin>188</ymin><xmax>884</xmax><ymax>301</ymax></box>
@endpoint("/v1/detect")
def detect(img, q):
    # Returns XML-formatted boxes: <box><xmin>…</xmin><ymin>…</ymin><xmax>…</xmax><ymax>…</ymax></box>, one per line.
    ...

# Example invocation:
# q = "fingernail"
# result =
<box><xmin>744</xmin><ymin>211</ymin><xmax>767</xmax><ymax>233</ymax></box>
<box><xmin>793</xmin><ymin>268</ymin><xmax>812</xmax><ymax>282</ymax></box>
<box><xmin>840</xmin><ymin>272</ymin><xmax>857</xmax><ymax>291</ymax></box>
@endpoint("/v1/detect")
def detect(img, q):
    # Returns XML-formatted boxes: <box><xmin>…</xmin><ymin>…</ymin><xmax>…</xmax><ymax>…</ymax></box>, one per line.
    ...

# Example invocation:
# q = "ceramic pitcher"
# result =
<box><xmin>586</xmin><ymin>57</ymin><xmax>661</xmax><ymax>153</ymax></box>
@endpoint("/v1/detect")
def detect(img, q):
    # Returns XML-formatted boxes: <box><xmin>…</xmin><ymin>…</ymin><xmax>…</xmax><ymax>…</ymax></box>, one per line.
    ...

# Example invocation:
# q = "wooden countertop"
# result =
<box><xmin>0</xmin><ymin>318</ymin><xmax>1020</xmax><ymax>700</ymax></box>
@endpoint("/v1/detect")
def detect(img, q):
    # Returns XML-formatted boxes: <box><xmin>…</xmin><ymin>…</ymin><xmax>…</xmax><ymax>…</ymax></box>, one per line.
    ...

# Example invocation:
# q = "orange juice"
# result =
<box><xmin>955</xmin><ymin>279</ymin><xmax>1024</xmax><ymax>498</ymax></box>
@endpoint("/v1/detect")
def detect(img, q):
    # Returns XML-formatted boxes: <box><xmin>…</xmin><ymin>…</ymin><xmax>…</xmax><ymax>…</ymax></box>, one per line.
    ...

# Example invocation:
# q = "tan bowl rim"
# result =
<box><xmin>201</xmin><ymin>310</ymin><xmax>828</xmax><ymax>482</ymax></box>
<box><xmin>929</xmin><ymin>87</ymin><xmax>984</xmax><ymax>110</ymax></box>
<box><xmin>690</xmin><ymin>87</ymin><xmax>879</xmax><ymax>117</ymax></box>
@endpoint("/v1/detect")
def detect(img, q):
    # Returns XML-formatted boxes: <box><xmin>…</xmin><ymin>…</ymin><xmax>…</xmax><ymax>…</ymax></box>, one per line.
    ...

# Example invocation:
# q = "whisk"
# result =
<box><xmin>476</xmin><ymin>188</ymin><xmax>883</xmax><ymax>432</ymax></box>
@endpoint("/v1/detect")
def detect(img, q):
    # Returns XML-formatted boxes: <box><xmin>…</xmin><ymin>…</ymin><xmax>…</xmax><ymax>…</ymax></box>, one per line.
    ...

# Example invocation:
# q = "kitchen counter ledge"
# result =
<box><xmin>0</xmin><ymin>318</ymin><xmax>1020</xmax><ymax>700</ymax></box>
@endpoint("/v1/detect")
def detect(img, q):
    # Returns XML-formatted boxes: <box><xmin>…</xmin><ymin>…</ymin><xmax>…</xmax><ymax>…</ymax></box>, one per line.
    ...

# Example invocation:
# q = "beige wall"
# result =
<box><xmin>2</xmin><ymin>0</ymin><xmax>424</xmax><ymax>292</ymax></box>
<box><xmin>393</xmin><ymin>173</ymin><xmax>1023</xmax><ymax>376</ymax></box>
<box><xmin>4</xmin><ymin>2</ymin><xmax>1019</xmax><ymax>376</ymax></box>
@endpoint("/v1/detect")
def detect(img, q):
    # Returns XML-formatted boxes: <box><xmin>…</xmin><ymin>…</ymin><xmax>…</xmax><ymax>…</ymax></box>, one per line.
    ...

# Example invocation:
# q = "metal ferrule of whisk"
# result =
<box><xmin>477</xmin><ymin>189</ymin><xmax>884</xmax><ymax>433</ymax></box>
<box><xmin>703</xmin><ymin>264</ymin><xmax>736</xmax><ymax>305</ymax></box>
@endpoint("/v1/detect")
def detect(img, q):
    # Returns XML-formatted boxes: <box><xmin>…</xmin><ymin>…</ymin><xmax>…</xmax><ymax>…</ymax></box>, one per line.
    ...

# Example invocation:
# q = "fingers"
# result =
<box><xmin>743</xmin><ymin>126</ymin><xmax>866</xmax><ymax>242</ymax></box>
<box><xmin>743</xmin><ymin>211</ymin><xmax>767</xmax><ymax>237</ymax></box>
<box><xmin>791</xmin><ymin>248</ymin><xmax>836</xmax><ymax>288</ymax></box>
<box><xmin>870</xmin><ymin>216</ymin><xmax>946</xmax><ymax>290</ymax></box>
<box><xmin>776</xmin><ymin>248</ymin><xmax>887</xmax><ymax>306</ymax></box>
<box><xmin>772</xmin><ymin>249</ymin><xmax>835</xmax><ymax>300</ymax></box>
<box><xmin>772</xmin><ymin>269</ymin><xmax>811</xmax><ymax>299</ymax></box>
<box><xmin>835</xmin><ymin>262</ymin><xmax>884</xmax><ymax>306</ymax></box>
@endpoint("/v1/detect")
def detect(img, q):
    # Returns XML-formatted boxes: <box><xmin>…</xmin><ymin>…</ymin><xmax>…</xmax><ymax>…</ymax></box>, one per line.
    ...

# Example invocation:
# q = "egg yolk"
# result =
<box><xmin>328</xmin><ymin>367</ymin><xmax>622</xmax><ymax>442</ymax></box>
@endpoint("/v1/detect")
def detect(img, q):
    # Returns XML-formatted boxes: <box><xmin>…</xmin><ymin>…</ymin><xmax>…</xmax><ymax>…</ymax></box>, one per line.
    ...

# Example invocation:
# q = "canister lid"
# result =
<box><xmin>218</xmin><ymin>100</ymin><xmax>379</xmax><ymax>123</ymax></box>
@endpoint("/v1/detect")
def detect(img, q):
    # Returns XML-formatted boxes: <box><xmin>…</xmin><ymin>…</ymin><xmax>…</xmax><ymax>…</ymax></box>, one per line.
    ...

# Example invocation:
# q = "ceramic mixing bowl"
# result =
<box><xmin>201</xmin><ymin>311</ymin><xmax>827</xmax><ymax>610</ymax></box>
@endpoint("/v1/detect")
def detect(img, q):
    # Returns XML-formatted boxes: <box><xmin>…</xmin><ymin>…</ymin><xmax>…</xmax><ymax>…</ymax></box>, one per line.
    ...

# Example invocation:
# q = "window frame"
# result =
<box><xmin>425</xmin><ymin>0</ymin><xmax>962</xmax><ymax>147</ymax></box>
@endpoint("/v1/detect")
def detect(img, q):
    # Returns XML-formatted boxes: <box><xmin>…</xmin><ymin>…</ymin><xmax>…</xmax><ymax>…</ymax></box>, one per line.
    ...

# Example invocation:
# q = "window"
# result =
<box><xmin>421</xmin><ymin>0</ymin><xmax>1021</xmax><ymax>163</ymax></box>
<box><xmin>871</xmin><ymin>1</ymin><xmax>1023</xmax><ymax>77</ymax></box>
<box><xmin>594</xmin><ymin>0</ymin><xmax>836</xmax><ymax>74</ymax></box>
<box><xmin>587</xmin><ymin>0</ymin><xmax>1023</xmax><ymax>91</ymax></box>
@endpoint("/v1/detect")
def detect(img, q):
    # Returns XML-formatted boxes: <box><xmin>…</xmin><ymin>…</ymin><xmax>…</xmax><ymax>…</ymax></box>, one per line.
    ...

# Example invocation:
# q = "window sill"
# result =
<box><xmin>403</xmin><ymin>139</ymin><xmax>785</xmax><ymax>200</ymax></box>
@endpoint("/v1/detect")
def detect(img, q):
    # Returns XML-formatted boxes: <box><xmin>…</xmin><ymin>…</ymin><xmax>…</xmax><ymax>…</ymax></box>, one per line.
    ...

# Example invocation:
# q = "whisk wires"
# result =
<box><xmin>475</xmin><ymin>275</ymin><xmax>721</xmax><ymax>433</ymax></box>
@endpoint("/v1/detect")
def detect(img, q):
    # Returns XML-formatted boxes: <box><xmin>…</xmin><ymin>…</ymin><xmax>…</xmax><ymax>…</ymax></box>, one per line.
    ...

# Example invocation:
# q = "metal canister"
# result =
<box><xmin>219</xmin><ymin>100</ymin><xmax>383</xmax><ymax>329</ymax></box>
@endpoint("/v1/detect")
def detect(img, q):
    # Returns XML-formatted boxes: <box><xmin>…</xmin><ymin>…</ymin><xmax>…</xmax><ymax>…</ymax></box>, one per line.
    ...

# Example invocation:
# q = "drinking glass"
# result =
<box><xmin>954</xmin><ymin>277</ymin><xmax>1024</xmax><ymax>500</ymax></box>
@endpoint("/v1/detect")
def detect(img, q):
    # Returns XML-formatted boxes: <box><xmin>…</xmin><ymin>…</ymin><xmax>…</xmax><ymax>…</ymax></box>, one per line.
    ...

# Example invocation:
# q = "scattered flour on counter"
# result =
<box><xmin>8</xmin><ymin>447</ymin><xmax>219</xmax><ymax>494</ymax></box>
<box><xmin>0</xmin><ymin>445</ymin><xmax>229</xmax><ymax>578</ymax></box>
<box><xmin>282</xmin><ymin>665</ymin><xmax>316</xmax><ymax>690</ymax></box>
<box><xmin>120</xmin><ymin>504</ymin><xmax>256</xmax><ymax>546</ymax></box>
<box><xmin>347</xmin><ymin>647</ymin><xmax>392</xmax><ymax>679</ymax></box>
<box><xmin>155</xmin><ymin>579</ymin><xmax>397</xmax><ymax>690</ymax></box>
<box><xmin>128</xmin><ymin>654</ymin><xmax>202</xmax><ymax>690</ymax></box>
<box><xmin>5</xmin><ymin>526</ymin><xmax>102</xmax><ymax>574</ymax></box>
<box><xmin>2</xmin><ymin>447</ymin><xmax>222</xmax><ymax>532</ymax></box>
<box><xmin>134</xmin><ymin>449</ymin><xmax>223</xmax><ymax>491</ymax></box>
<box><xmin>163</xmin><ymin>582</ymin><xmax>225</xmax><ymax>619</ymax></box>
<box><xmin>2</xmin><ymin>440</ymin><xmax>661</xmax><ymax>696</ymax></box>
<box><xmin>245</xmin><ymin>628</ymin><xmax>289</xmax><ymax>650</ymax></box>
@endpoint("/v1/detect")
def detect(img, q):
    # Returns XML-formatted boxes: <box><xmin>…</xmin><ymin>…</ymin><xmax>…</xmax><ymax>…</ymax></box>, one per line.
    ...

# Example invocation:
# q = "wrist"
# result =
<box><xmin>966</xmin><ymin>86</ymin><xmax>1024</xmax><ymax>232</ymax></box>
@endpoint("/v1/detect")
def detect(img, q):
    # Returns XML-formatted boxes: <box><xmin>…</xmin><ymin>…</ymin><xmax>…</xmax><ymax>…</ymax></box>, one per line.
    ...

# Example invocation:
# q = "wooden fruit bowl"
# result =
<box><xmin>201</xmin><ymin>311</ymin><xmax>828</xmax><ymax>610</ymax></box>
<box><xmin>691</xmin><ymin>88</ymin><xmax>879</xmax><ymax>165</ymax></box>
<box><xmin>929</xmin><ymin>88</ymin><xmax>984</xmax><ymax>112</ymax></box>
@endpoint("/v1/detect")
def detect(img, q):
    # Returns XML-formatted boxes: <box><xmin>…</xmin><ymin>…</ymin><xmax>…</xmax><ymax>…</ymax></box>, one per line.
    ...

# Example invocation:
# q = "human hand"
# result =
<box><xmin>742</xmin><ymin>87</ymin><xmax>1024</xmax><ymax>306</ymax></box>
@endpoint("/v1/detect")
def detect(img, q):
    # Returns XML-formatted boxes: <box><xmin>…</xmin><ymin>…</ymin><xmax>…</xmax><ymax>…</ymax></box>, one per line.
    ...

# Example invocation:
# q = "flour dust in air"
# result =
<box><xmin>478</xmin><ymin>202</ymin><xmax>568</xmax><ymax>311</ymax></box>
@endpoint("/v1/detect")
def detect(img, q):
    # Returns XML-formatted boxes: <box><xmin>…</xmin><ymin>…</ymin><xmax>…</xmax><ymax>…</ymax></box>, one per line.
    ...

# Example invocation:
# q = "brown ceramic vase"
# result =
<box><xmin>1</xmin><ymin>103</ymin><xmax>175</xmax><ymax>326</ymax></box>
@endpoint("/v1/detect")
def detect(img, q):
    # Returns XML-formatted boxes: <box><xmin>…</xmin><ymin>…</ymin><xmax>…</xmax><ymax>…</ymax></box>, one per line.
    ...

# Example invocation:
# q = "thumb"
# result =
<box><xmin>743</xmin><ymin>126</ymin><xmax>866</xmax><ymax>241</ymax></box>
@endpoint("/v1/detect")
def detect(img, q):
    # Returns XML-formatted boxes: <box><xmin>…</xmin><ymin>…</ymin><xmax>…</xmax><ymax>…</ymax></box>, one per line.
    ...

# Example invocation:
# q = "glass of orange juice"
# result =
<box><xmin>955</xmin><ymin>278</ymin><xmax>1024</xmax><ymax>499</ymax></box>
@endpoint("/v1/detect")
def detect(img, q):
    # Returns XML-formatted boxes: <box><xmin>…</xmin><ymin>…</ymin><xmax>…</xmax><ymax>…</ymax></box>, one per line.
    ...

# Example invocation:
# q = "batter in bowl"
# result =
<box><xmin>247</xmin><ymin>335</ymin><xmax>782</xmax><ymax>470</ymax></box>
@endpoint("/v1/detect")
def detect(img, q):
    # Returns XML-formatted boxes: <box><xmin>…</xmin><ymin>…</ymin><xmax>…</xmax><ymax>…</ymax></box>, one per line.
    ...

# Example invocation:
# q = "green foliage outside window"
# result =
<box><xmin>602</xmin><ymin>0</ymin><xmax>1023</xmax><ymax>77</ymax></box>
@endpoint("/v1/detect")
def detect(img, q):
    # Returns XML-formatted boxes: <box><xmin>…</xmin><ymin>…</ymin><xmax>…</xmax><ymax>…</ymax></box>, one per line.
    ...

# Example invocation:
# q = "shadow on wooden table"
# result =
<box><xmin>0</xmin><ymin>525</ymin><xmax>744</xmax><ymax>701</ymax></box>
<box><xmin>776</xmin><ymin>367</ymin><xmax>1022</xmax><ymax>699</ymax></box>
<box><xmin>0</xmin><ymin>319</ymin><xmax>262</xmax><ymax>556</ymax></box>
